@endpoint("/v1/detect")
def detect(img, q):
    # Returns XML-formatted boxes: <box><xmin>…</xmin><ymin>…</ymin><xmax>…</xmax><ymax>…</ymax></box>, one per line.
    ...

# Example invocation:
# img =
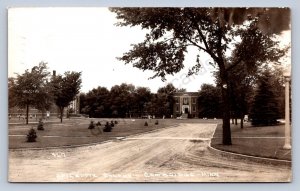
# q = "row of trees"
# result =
<box><xmin>9</xmin><ymin>62</ymin><xmax>82</xmax><ymax>124</ymax></box>
<box><xmin>198</xmin><ymin>66</ymin><xmax>286</xmax><ymax>128</ymax></box>
<box><xmin>80</xmin><ymin>83</ymin><xmax>177</xmax><ymax>118</ymax></box>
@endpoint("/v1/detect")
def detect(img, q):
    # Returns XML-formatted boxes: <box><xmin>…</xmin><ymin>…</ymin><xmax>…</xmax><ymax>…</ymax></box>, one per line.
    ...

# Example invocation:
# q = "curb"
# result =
<box><xmin>207</xmin><ymin>145</ymin><xmax>291</xmax><ymax>166</ymax></box>
<box><xmin>208</xmin><ymin>124</ymin><xmax>291</xmax><ymax>166</ymax></box>
<box><xmin>9</xmin><ymin>123</ymin><xmax>180</xmax><ymax>151</ymax></box>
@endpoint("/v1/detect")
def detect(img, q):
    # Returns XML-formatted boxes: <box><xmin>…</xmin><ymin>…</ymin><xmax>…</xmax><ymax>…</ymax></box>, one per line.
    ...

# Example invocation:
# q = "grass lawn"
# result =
<box><xmin>211</xmin><ymin>122</ymin><xmax>291</xmax><ymax>161</ymax></box>
<box><xmin>9</xmin><ymin>118</ymin><xmax>178</xmax><ymax>149</ymax></box>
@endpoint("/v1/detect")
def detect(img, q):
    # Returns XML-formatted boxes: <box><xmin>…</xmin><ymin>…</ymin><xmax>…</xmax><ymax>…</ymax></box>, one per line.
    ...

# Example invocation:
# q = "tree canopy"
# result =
<box><xmin>9</xmin><ymin>62</ymin><xmax>50</xmax><ymax>124</ymax></box>
<box><xmin>51</xmin><ymin>71</ymin><xmax>82</xmax><ymax>123</ymax></box>
<box><xmin>249</xmin><ymin>69</ymin><xmax>281</xmax><ymax>126</ymax></box>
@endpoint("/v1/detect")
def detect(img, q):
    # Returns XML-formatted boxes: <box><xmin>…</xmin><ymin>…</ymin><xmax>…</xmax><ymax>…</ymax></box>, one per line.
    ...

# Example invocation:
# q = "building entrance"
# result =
<box><xmin>182</xmin><ymin>105</ymin><xmax>190</xmax><ymax>114</ymax></box>
<box><xmin>184</xmin><ymin>107</ymin><xmax>189</xmax><ymax>114</ymax></box>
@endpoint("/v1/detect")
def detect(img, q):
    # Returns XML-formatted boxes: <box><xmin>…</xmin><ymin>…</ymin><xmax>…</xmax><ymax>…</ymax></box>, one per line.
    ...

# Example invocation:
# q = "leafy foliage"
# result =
<box><xmin>111</xmin><ymin>8</ymin><xmax>289</xmax><ymax>145</ymax></box>
<box><xmin>88</xmin><ymin>121</ymin><xmax>95</xmax><ymax>129</ymax></box>
<box><xmin>198</xmin><ymin>84</ymin><xmax>222</xmax><ymax>118</ymax></box>
<box><xmin>103</xmin><ymin>122</ymin><xmax>112</xmax><ymax>132</ymax></box>
<box><xmin>249</xmin><ymin>69</ymin><xmax>282</xmax><ymax>126</ymax></box>
<box><xmin>51</xmin><ymin>71</ymin><xmax>82</xmax><ymax>123</ymax></box>
<box><xmin>37</xmin><ymin>119</ymin><xmax>44</xmax><ymax>130</ymax></box>
<box><xmin>80</xmin><ymin>83</ymin><xmax>176</xmax><ymax>118</ymax></box>
<box><xmin>27</xmin><ymin>128</ymin><xmax>37</xmax><ymax>142</ymax></box>
<box><xmin>9</xmin><ymin>62</ymin><xmax>50</xmax><ymax>124</ymax></box>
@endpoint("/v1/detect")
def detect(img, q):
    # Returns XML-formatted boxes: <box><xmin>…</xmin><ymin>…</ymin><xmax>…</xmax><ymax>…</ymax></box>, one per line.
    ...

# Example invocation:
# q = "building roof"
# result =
<box><xmin>173</xmin><ymin>92</ymin><xmax>199</xmax><ymax>96</ymax></box>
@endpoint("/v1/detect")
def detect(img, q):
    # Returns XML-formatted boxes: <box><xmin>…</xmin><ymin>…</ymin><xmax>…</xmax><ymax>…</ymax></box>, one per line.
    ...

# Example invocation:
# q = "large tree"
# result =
<box><xmin>109</xmin><ymin>83</ymin><xmax>135</xmax><ymax>117</ymax></box>
<box><xmin>198</xmin><ymin>84</ymin><xmax>222</xmax><ymax>119</ymax></box>
<box><xmin>111</xmin><ymin>8</ymin><xmax>289</xmax><ymax>145</ymax></box>
<box><xmin>80</xmin><ymin>86</ymin><xmax>110</xmax><ymax>117</ymax></box>
<box><xmin>134</xmin><ymin>87</ymin><xmax>152</xmax><ymax>116</ymax></box>
<box><xmin>51</xmin><ymin>71</ymin><xmax>82</xmax><ymax>123</ymax></box>
<box><xmin>249</xmin><ymin>69</ymin><xmax>281</xmax><ymax>126</ymax></box>
<box><xmin>10</xmin><ymin>62</ymin><xmax>50</xmax><ymax>124</ymax></box>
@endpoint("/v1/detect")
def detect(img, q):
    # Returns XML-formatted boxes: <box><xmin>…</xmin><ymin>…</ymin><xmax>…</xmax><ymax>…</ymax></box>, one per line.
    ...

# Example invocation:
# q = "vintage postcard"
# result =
<box><xmin>8</xmin><ymin>7</ymin><xmax>291</xmax><ymax>182</ymax></box>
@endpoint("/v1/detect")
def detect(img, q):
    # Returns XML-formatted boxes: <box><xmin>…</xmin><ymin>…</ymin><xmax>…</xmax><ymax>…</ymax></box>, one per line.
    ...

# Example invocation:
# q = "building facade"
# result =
<box><xmin>173</xmin><ymin>92</ymin><xmax>199</xmax><ymax>118</ymax></box>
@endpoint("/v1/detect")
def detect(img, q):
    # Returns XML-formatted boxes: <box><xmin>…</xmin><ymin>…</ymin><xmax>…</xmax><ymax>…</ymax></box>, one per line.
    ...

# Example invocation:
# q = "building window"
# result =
<box><xmin>192</xmin><ymin>97</ymin><xmax>196</xmax><ymax>104</ymax></box>
<box><xmin>176</xmin><ymin>106</ymin><xmax>179</xmax><ymax>112</ymax></box>
<box><xmin>192</xmin><ymin>105</ymin><xmax>196</xmax><ymax>112</ymax></box>
<box><xmin>175</xmin><ymin>97</ymin><xmax>179</xmax><ymax>103</ymax></box>
<box><xmin>183</xmin><ymin>97</ymin><xmax>189</xmax><ymax>105</ymax></box>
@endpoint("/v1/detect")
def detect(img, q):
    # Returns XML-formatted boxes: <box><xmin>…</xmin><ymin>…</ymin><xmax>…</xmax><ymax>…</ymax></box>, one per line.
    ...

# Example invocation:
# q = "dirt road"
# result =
<box><xmin>9</xmin><ymin>123</ymin><xmax>291</xmax><ymax>182</ymax></box>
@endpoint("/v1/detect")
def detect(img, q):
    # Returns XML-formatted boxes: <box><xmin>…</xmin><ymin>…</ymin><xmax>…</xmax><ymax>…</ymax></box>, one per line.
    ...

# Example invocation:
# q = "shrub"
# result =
<box><xmin>114</xmin><ymin>120</ymin><xmax>118</xmax><ymax>124</ymax></box>
<box><xmin>27</xmin><ymin>128</ymin><xmax>37</xmax><ymax>142</ymax></box>
<box><xmin>37</xmin><ymin>119</ymin><xmax>44</xmax><ymax>130</ymax></box>
<box><xmin>88</xmin><ymin>121</ymin><xmax>95</xmax><ymax>129</ymax></box>
<box><xmin>103</xmin><ymin>122</ymin><xmax>112</xmax><ymax>132</ymax></box>
<box><xmin>155</xmin><ymin>120</ymin><xmax>159</xmax><ymax>125</ymax></box>
<box><xmin>110</xmin><ymin>121</ymin><xmax>115</xmax><ymax>127</ymax></box>
<box><xmin>144</xmin><ymin>121</ymin><xmax>148</xmax><ymax>126</ymax></box>
<box><xmin>96</xmin><ymin>121</ymin><xmax>101</xmax><ymax>126</ymax></box>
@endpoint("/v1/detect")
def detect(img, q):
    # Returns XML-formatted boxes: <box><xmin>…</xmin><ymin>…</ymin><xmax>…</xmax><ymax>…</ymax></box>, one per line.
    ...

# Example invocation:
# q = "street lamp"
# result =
<box><xmin>283</xmin><ymin>64</ymin><xmax>291</xmax><ymax>150</ymax></box>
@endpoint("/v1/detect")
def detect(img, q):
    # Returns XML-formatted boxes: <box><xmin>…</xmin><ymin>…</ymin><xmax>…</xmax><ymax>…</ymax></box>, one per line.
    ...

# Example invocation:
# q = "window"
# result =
<box><xmin>175</xmin><ymin>97</ymin><xmax>179</xmax><ymax>103</ymax></box>
<box><xmin>192</xmin><ymin>105</ymin><xmax>196</xmax><ymax>112</ymax></box>
<box><xmin>183</xmin><ymin>97</ymin><xmax>189</xmax><ymax>105</ymax></box>
<box><xmin>176</xmin><ymin>106</ymin><xmax>179</xmax><ymax>112</ymax></box>
<box><xmin>192</xmin><ymin>97</ymin><xmax>196</xmax><ymax>104</ymax></box>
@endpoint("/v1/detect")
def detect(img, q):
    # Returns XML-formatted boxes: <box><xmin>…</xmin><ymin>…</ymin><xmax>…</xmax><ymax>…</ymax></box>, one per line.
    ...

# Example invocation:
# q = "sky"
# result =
<box><xmin>8</xmin><ymin>7</ymin><xmax>291</xmax><ymax>93</ymax></box>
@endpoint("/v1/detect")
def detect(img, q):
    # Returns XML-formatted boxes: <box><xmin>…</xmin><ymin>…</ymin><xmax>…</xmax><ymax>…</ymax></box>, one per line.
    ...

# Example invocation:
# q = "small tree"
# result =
<box><xmin>37</xmin><ymin>119</ymin><xmax>44</xmax><ymax>130</ymax></box>
<box><xmin>51</xmin><ymin>71</ymin><xmax>82</xmax><ymax>123</ymax></box>
<box><xmin>88</xmin><ymin>121</ymin><xmax>95</xmax><ymax>129</ymax></box>
<box><xmin>103</xmin><ymin>122</ymin><xmax>112</xmax><ymax>132</ymax></box>
<box><xmin>27</xmin><ymin>128</ymin><xmax>37</xmax><ymax>142</ymax></box>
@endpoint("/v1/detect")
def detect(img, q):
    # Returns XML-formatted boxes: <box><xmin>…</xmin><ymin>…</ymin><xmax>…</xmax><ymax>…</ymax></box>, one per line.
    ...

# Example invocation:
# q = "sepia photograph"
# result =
<box><xmin>8</xmin><ymin>7</ymin><xmax>291</xmax><ymax>182</ymax></box>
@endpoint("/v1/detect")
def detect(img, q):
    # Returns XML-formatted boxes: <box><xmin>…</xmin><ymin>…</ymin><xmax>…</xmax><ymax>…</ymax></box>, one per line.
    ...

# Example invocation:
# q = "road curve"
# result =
<box><xmin>9</xmin><ymin>123</ymin><xmax>291</xmax><ymax>182</ymax></box>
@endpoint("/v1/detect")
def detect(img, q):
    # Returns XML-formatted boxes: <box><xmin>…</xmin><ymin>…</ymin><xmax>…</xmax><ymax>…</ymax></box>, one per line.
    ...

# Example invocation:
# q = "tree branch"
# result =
<box><xmin>226</xmin><ymin>57</ymin><xmax>243</xmax><ymax>72</ymax></box>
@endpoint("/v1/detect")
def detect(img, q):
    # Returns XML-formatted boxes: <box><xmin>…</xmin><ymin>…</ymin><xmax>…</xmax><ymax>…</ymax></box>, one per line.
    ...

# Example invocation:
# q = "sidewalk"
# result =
<box><xmin>211</xmin><ymin>123</ymin><xmax>291</xmax><ymax>161</ymax></box>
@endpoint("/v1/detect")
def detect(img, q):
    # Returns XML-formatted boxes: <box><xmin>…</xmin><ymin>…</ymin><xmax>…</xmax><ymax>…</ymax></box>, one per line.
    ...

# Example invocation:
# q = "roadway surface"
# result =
<box><xmin>9</xmin><ymin>123</ymin><xmax>291</xmax><ymax>182</ymax></box>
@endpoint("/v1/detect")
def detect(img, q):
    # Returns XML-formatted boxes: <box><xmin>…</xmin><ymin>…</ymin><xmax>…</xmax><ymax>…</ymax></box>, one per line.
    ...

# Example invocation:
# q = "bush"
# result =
<box><xmin>114</xmin><ymin>120</ymin><xmax>118</xmax><ymax>124</ymax></box>
<box><xmin>96</xmin><ymin>121</ymin><xmax>101</xmax><ymax>126</ymax></box>
<box><xmin>103</xmin><ymin>122</ymin><xmax>112</xmax><ymax>132</ymax></box>
<box><xmin>110</xmin><ymin>121</ymin><xmax>115</xmax><ymax>127</ymax></box>
<box><xmin>37</xmin><ymin>119</ymin><xmax>44</xmax><ymax>130</ymax></box>
<box><xmin>144</xmin><ymin>121</ymin><xmax>148</xmax><ymax>126</ymax></box>
<box><xmin>88</xmin><ymin>121</ymin><xmax>95</xmax><ymax>129</ymax></box>
<box><xmin>155</xmin><ymin>120</ymin><xmax>159</xmax><ymax>125</ymax></box>
<box><xmin>27</xmin><ymin>128</ymin><xmax>37</xmax><ymax>142</ymax></box>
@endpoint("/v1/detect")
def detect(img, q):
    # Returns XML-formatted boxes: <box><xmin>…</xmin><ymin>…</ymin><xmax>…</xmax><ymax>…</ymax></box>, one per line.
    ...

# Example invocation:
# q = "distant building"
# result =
<box><xmin>68</xmin><ymin>94</ymin><xmax>80</xmax><ymax>114</ymax></box>
<box><xmin>173</xmin><ymin>92</ymin><xmax>199</xmax><ymax>118</ymax></box>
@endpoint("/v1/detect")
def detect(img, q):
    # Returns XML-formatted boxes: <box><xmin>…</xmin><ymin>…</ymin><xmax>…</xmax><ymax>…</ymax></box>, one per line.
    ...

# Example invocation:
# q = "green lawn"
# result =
<box><xmin>9</xmin><ymin>118</ymin><xmax>178</xmax><ymax>149</ymax></box>
<box><xmin>211</xmin><ymin>123</ymin><xmax>292</xmax><ymax>161</ymax></box>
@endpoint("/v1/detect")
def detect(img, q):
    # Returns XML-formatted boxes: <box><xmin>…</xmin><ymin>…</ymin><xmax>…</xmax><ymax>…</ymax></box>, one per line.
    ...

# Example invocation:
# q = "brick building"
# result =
<box><xmin>173</xmin><ymin>92</ymin><xmax>199</xmax><ymax>118</ymax></box>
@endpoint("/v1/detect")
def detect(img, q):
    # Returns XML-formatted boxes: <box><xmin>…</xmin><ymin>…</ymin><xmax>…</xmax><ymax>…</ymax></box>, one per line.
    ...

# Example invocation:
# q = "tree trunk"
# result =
<box><xmin>221</xmin><ymin>82</ymin><xmax>232</xmax><ymax>145</ymax></box>
<box><xmin>60</xmin><ymin>107</ymin><xmax>64</xmax><ymax>123</ymax></box>
<box><xmin>235</xmin><ymin>118</ymin><xmax>238</xmax><ymax>125</ymax></box>
<box><xmin>231</xmin><ymin>118</ymin><xmax>234</xmax><ymax>124</ymax></box>
<box><xmin>220</xmin><ymin>67</ymin><xmax>232</xmax><ymax>145</ymax></box>
<box><xmin>240</xmin><ymin>115</ymin><xmax>244</xmax><ymax>129</ymax></box>
<box><xmin>26</xmin><ymin>103</ymin><xmax>29</xmax><ymax>125</ymax></box>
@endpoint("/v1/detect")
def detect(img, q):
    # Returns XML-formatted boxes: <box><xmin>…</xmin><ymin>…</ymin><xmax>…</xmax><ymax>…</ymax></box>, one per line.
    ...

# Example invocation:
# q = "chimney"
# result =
<box><xmin>53</xmin><ymin>70</ymin><xmax>56</xmax><ymax>76</ymax></box>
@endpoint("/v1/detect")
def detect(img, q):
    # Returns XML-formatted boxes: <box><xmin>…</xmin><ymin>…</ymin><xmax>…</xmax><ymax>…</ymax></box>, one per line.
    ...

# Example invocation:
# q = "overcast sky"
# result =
<box><xmin>8</xmin><ymin>7</ymin><xmax>291</xmax><ymax>93</ymax></box>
